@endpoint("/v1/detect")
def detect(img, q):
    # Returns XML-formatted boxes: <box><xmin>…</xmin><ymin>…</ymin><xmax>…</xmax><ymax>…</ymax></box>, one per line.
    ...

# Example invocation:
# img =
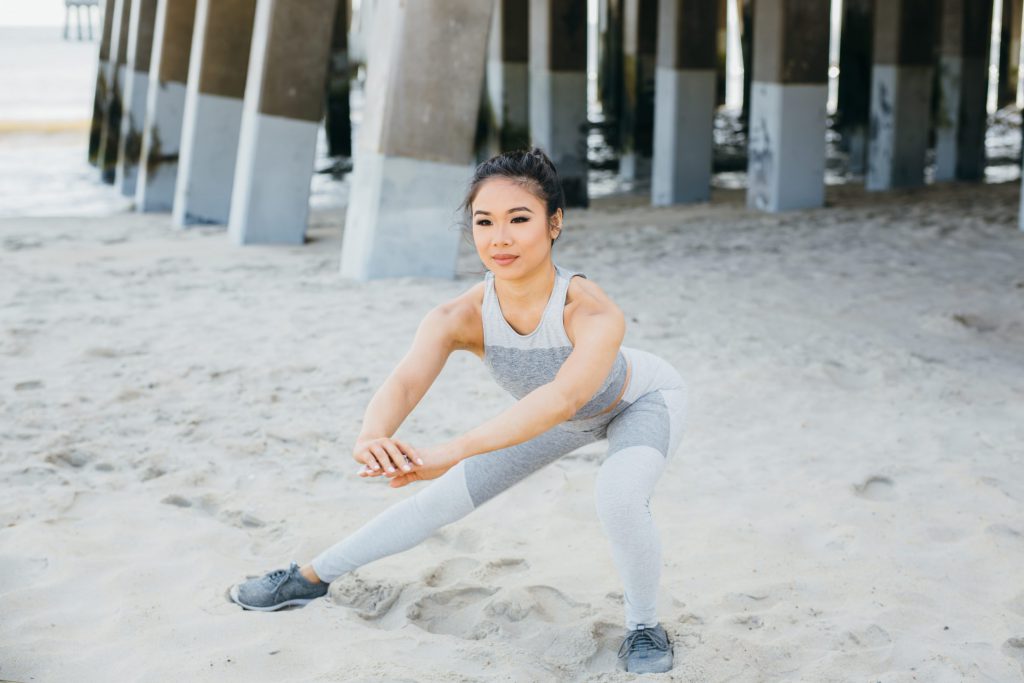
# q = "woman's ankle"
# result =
<box><xmin>300</xmin><ymin>564</ymin><xmax>324</xmax><ymax>584</ymax></box>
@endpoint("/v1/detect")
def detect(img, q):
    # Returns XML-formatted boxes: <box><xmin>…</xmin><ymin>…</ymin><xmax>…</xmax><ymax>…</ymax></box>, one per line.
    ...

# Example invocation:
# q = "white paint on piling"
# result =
<box><xmin>651</xmin><ymin>67</ymin><xmax>715</xmax><ymax>205</ymax></box>
<box><xmin>136</xmin><ymin>80</ymin><xmax>186</xmax><ymax>212</ymax></box>
<box><xmin>173</xmin><ymin>92</ymin><xmax>245</xmax><ymax>226</ymax></box>
<box><xmin>746</xmin><ymin>81</ymin><xmax>827</xmax><ymax>212</ymax></box>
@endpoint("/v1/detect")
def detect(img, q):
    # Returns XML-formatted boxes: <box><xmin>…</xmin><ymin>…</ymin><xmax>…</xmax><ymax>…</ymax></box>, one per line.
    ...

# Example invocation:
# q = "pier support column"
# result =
<box><xmin>172</xmin><ymin>0</ymin><xmax>257</xmax><ymax>227</ymax></box>
<box><xmin>97</xmin><ymin>0</ymin><xmax>132</xmax><ymax>183</ymax></box>
<box><xmin>619</xmin><ymin>0</ymin><xmax>657</xmax><ymax>181</ymax></box>
<box><xmin>88</xmin><ymin>3</ymin><xmax>117</xmax><ymax>166</ymax></box>
<box><xmin>837</xmin><ymin>0</ymin><xmax>872</xmax><ymax>175</ymax></box>
<box><xmin>746</xmin><ymin>0</ymin><xmax>829</xmax><ymax>211</ymax></box>
<box><xmin>866</xmin><ymin>0</ymin><xmax>938</xmax><ymax>191</ymax></box>
<box><xmin>135</xmin><ymin>0</ymin><xmax>197</xmax><ymax>212</ymax></box>
<box><xmin>998</xmin><ymin>0</ymin><xmax>1023</xmax><ymax>107</ymax></box>
<box><xmin>530</xmin><ymin>0</ymin><xmax>589</xmax><ymax>206</ymax></box>
<box><xmin>115</xmin><ymin>0</ymin><xmax>159</xmax><ymax>198</ymax></box>
<box><xmin>339</xmin><ymin>0</ymin><xmax>493</xmax><ymax>280</ymax></box>
<box><xmin>324</xmin><ymin>0</ymin><xmax>351</xmax><ymax>158</ymax></box>
<box><xmin>651</xmin><ymin>0</ymin><xmax>716</xmax><ymax>205</ymax></box>
<box><xmin>935</xmin><ymin>0</ymin><xmax>994</xmax><ymax>182</ymax></box>
<box><xmin>598</xmin><ymin>0</ymin><xmax>624</xmax><ymax>137</ymax></box>
<box><xmin>484</xmin><ymin>0</ymin><xmax>530</xmax><ymax>155</ymax></box>
<box><xmin>228</xmin><ymin>0</ymin><xmax>339</xmax><ymax>245</ymax></box>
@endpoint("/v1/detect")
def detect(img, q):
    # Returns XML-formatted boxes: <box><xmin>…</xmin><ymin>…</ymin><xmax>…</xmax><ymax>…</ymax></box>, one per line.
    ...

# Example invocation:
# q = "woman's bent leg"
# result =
<box><xmin>311</xmin><ymin>425</ymin><xmax>597</xmax><ymax>583</ymax></box>
<box><xmin>595</xmin><ymin>387</ymin><xmax>687</xmax><ymax>630</ymax></box>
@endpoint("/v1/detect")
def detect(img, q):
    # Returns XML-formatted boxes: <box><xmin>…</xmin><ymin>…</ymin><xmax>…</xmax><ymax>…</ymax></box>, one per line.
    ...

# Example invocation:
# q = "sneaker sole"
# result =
<box><xmin>228</xmin><ymin>583</ymin><xmax>319</xmax><ymax>611</ymax></box>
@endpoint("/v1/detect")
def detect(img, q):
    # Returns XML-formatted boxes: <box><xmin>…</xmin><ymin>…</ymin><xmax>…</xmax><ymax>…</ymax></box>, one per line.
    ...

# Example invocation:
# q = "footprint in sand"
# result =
<box><xmin>421</xmin><ymin>556</ymin><xmax>481</xmax><ymax>587</ymax></box>
<box><xmin>404</xmin><ymin>585</ymin><xmax>500</xmax><ymax>637</ymax></box>
<box><xmin>584</xmin><ymin>620</ymin><xmax>630</xmax><ymax>673</ymax></box>
<box><xmin>853</xmin><ymin>475</ymin><xmax>896</xmax><ymax>501</ymax></box>
<box><xmin>405</xmin><ymin>583</ymin><xmax>590</xmax><ymax>640</ymax></box>
<box><xmin>1001</xmin><ymin>637</ymin><xmax>1024</xmax><ymax>674</ymax></box>
<box><xmin>329</xmin><ymin>573</ymin><xmax>405</xmax><ymax>621</ymax></box>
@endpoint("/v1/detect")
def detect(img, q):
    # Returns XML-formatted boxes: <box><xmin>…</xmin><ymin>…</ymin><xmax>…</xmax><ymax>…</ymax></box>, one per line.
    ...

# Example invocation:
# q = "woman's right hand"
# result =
<box><xmin>352</xmin><ymin>436</ymin><xmax>423</xmax><ymax>476</ymax></box>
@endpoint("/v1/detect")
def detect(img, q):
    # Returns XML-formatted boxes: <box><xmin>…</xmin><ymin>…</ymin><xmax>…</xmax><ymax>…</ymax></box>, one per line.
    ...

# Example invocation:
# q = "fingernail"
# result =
<box><xmin>387</xmin><ymin>467</ymin><xmax>394</xmax><ymax>473</ymax></box>
<box><xmin>402</xmin><ymin>465</ymin><xmax>410</xmax><ymax>471</ymax></box>
<box><xmin>416</xmin><ymin>458</ymin><xmax>424</xmax><ymax>465</ymax></box>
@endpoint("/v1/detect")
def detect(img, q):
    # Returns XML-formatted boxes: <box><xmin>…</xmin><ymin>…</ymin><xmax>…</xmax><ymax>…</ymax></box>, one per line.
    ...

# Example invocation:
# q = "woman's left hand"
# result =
<box><xmin>357</xmin><ymin>442</ymin><xmax>465</xmax><ymax>488</ymax></box>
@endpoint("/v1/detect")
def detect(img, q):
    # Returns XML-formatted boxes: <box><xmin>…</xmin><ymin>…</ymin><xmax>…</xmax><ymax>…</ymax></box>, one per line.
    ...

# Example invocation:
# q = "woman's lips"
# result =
<box><xmin>493</xmin><ymin>255</ymin><xmax>518</xmax><ymax>265</ymax></box>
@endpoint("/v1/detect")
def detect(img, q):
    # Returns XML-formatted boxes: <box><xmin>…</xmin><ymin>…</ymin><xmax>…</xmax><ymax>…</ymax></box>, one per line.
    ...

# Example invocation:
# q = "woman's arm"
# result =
<box><xmin>446</xmin><ymin>280</ymin><xmax>626</xmax><ymax>463</ymax></box>
<box><xmin>353</xmin><ymin>299</ymin><xmax>470</xmax><ymax>471</ymax></box>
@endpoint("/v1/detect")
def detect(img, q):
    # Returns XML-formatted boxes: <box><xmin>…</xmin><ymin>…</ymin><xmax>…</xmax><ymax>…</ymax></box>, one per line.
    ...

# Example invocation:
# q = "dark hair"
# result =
<box><xmin>459</xmin><ymin>147</ymin><xmax>566</xmax><ymax>246</ymax></box>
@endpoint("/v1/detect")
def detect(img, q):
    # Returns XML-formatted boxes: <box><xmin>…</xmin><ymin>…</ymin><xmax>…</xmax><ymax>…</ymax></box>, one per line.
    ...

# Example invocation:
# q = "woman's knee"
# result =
<box><xmin>593</xmin><ymin>447</ymin><xmax>665</xmax><ymax>527</ymax></box>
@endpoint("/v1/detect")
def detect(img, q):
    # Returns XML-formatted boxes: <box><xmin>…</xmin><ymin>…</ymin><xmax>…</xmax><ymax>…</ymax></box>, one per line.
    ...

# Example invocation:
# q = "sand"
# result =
<box><xmin>1</xmin><ymin>172</ymin><xmax>1024</xmax><ymax>682</ymax></box>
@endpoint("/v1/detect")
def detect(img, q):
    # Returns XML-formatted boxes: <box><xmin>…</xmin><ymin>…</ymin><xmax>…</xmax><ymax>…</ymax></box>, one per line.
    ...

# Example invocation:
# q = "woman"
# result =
<box><xmin>229</xmin><ymin>148</ymin><xmax>688</xmax><ymax>675</ymax></box>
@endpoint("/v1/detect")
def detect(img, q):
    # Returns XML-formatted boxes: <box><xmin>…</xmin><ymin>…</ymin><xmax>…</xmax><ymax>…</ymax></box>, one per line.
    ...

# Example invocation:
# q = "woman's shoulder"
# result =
<box><xmin>564</xmin><ymin>272</ymin><xmax>619</xmax><ymax>314</ymax></box>
<box><xmin>430</xmin><ymin>280</ymin><xmax>485</xmax><ymax>354</ymax></box>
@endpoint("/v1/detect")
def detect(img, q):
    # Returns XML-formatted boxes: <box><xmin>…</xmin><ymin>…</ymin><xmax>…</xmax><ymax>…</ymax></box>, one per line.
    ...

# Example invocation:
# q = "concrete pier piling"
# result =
<box><xmin>866</xmin><ymin>0</ymin><xmax>938</xmax><ymax>192</ymax></box>
<box><xmin>998</xmin><ymin>0</ymin><xmax>1023</xmax><ymax>107</ymax></box>
<box><xmin>935</xmin><ymin>0</ymin><xmax>994</xmax><ymax>183</ymax></box>
<box><xmin>228</xmin><ymin>0</ymin><xmax>339</xmax><ymax>245</ymax></box>
<box><xmin>339</xmin><ymin>0</ymin><xmax>493</xmax><ymax>280</ymax></box>
<box><xmin>598</xmin><ymin>0</ymin><xmax>624</xmax><ymax>135</ymax></box>
<box><xmin>651</xmin><ymin>0</ymin><xmax>717</xmax><ymax>206</ymax></box>
<box><xmin>88</xmin><ymin>3</ymin><xmax>117</xmax><ymax>167</ymax></box>
<box><xmin>324</xmin><ymin>0</ymin><xmax>352</xmax><ymax>159</ymax></box>
<box><xmin>530</xmin><ymin>0</ymin><xmax>589</xmax><ymax>207</ymax></box>
<box><xmin>484</xmin><ymin>0</ymin><xmax>530</xmax><ymax>155</ymax></box>
<box><xmin>97</xmin><ymin>0</ymin><xmax>132</xmax><ymax>184</ymax></box>
<box><xmin>619</xmin><ymin>0</ymin><xmax>657</xmax><ymax>181</ymax></box>
<box><xmin>837</xmin><ymin>0</ymin><xmax>873</xmax><ymax>175</ymax></box>
<box><xmin>115</xmin><ymin>0</ymin><xmax>159</xmax><ymax>199</ymax></box>
<box><xmin>172</xmin><ymin>0</ymin><xmax>257</xmax><ymax>227</ymax></box>
<box><xmin>746</xmin><ymin>0</ymin><xmax>830</xmax><ymax>212</ymax></box>
<box><xmin>135</xmin><ymin>0</ymin><xmax>197</xmax><ymax>212</ymax></box>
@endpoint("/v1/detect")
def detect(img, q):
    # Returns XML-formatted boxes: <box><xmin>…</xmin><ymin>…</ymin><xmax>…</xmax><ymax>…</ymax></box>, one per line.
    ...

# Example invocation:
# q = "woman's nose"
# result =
<box><xmin>492</xmin><ymin>224</ymin><xmax>512</xmax><ymax>245</ymax></box>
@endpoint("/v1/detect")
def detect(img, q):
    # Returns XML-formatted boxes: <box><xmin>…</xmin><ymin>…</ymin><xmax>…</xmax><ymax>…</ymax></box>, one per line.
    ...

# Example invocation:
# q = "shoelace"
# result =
<box><xmin>262</xmin><ymin>564</ymin><xmax>296</xmax><ymax>594</ymax></box>
<box><xmin>617</xmin><ymin>624</ymin><xmax>669</xmax><ymax>659</ymax></box>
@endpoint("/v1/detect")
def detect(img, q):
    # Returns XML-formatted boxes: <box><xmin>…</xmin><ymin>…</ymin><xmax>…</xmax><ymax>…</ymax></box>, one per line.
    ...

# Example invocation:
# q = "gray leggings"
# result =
<box><xmin>311</xmin><ymin>348</ymin><xmax>688</xmax><ymax>630</ymax></box>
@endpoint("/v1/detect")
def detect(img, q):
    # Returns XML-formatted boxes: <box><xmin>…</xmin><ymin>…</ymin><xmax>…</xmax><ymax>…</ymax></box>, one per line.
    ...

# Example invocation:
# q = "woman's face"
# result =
<box><xmin>471</xmin><ymin>177</ymin><xmax>561</xmax><ymax>277</ymax></box>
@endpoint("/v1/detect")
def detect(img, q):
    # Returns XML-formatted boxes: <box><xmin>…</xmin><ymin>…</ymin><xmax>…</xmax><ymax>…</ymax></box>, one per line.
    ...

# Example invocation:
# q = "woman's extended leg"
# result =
<box><xmin>308</xmin><ymin>424</ymin><xmax>598</xmax><ymax>584</ymax></box>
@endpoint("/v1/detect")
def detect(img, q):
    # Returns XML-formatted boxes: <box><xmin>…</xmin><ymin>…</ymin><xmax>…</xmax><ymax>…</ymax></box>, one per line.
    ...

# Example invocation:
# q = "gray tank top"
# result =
<box><xmin>482</xmin><ymin>263</ymin><xmax>630</xmax><ymax>420</ymax></box>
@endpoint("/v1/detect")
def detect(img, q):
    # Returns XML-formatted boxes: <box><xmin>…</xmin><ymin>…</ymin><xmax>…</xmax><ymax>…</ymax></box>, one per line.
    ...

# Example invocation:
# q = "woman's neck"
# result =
<box><xmin>493</xmin><ymin>261</ymin><xmax>556</xmax><ymax>310</ymax></box>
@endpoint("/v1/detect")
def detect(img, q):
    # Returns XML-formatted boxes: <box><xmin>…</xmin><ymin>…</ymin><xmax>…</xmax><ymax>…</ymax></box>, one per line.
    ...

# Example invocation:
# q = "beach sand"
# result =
<box><xmin>1</xmin><ymin>168</ymin><xmax>1023</xmax><ymax>681</ymax></box>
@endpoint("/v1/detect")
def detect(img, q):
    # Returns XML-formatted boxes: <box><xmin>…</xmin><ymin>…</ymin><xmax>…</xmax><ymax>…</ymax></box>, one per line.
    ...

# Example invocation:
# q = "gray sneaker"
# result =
<box><xmin>229</xmin><ymin>561</ymin><xmax>329</xmax><ymax>611</ymax></box>
<box><xmin>617</xmin><ymin>622</ymin><xmax>673</xmax><ymax>674</ymax></box>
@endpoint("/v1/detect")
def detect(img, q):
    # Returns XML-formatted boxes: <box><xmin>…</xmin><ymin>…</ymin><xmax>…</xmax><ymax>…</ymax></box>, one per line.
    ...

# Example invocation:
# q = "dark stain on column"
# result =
<box><xmin>146</xmin><ymin>0</ymin><xmax>197</xmax><ymax>180</ymax></box>
<box><xmin>258</xmin><ymin>0</ymin><xmax>338</xmax><ymax>122</ymax></box>
<box><xmin>754</xmin><ymin>0</ymin><xmax>828</xmax><ymax>84</ymax></box>
<box><xmin>89</xmin><ymin>2</ymin><xmax>117</xmax><ymax>165</ymax></box>
<box><xmin>503</xmin><ymin>0</ymin><xmax>529</xmax><ymax>63</ymax></box>
<box><xmin>100</xmin><ymin>0</ymin><xmax>134</xmax><ymax>183</ymax></box>
<box><xmin>123</xmin><ymin>0</ymin><xmax>160</xmax><ymax>176</ymax></box>
<box><xmin>599</xmin><ymin>0</ymin><xmax>624</xmax><ymax>139</ymax></box>
<box><xmin>198</xmin><ymin>0</ymin><xmax>258</xmax><ymax>99</ymax></box>
<box><xmin>957</xmin><ymin>0</ymin><xmax>995</xmax><ymax>179</ymax></box>
<box><xmin>158</xmin><ymin>0</ymin><xmax>197</xmax><ymax>84</ymax></box>
<box><xmin>550</xmin><ymin>0</ymin><xmax>587</xmax><ymax>71</ymax></box>
<box><xmin>876</xmin><ymin>0</ymin><xmax>937</xmax><ymax>67</ymax></box>
<box><xmin>837</xmin><ymin>0</ymin><xmax>872</xmax><ymax>129</ymax></box>
<box><xmin>666</xmin><ymin>0</ymin><xmax>717</xmax><ymax>70</ymax></box>
<box><xmin>131</xmin><ymin>0</ymin><xmax>159</xmax><ymax>75</ymax></box>
<box><xmin>324</xmin><ymin>0</ymin><xmax>351</xmax><ymax>157</ymax></box>
<box><xmin>500</xmin><ymin>0</ymin><xmax>530</xmax><ymax>150</ymax></box>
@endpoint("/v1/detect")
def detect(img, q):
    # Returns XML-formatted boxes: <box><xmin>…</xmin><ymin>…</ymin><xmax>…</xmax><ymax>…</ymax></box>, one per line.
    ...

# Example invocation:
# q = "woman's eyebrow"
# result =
<box><xmin>473</xmin><ymin>206</ymin><xmax>534</xmax><ymax>216</ymax></box>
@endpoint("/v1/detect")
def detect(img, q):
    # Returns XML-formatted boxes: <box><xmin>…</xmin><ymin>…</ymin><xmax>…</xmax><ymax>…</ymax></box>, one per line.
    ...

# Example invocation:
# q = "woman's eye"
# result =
<box><xmin>511</xmin><ymin>216</ymin><xmax>529</xmax><ymax>223</ymax></box>
<box><xmin>475</xmin><ymin>219</ymin><xmax>491</xmax><ymax>226</ymax></box>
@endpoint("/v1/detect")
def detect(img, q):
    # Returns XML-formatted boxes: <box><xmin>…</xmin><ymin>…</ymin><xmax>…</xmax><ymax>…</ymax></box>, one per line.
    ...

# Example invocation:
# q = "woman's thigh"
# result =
<box><xmin>461</xmin><ymin>424</ymin><xmax>599</xmax><ymax>508</ymax></box>
<box><xmin>605</xmin><ymin>387</ymin><xmax>688</xmax><ymax>461</ymax></box>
